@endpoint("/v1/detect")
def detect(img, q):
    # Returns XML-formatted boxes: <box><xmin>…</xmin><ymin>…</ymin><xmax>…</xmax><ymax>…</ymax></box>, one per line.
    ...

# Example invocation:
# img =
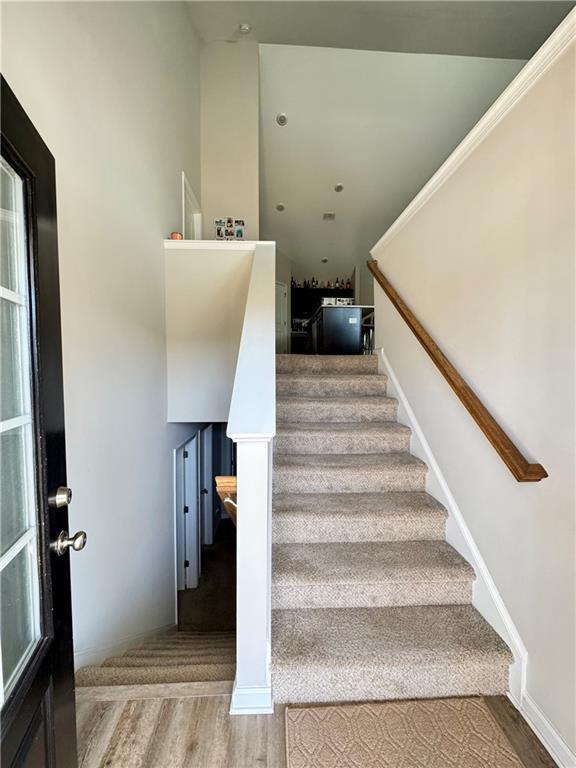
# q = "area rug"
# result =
<box><xmin>285</xmin><ymin>697</ymin><xmax>526</xmax><ymax>768</ymax></box>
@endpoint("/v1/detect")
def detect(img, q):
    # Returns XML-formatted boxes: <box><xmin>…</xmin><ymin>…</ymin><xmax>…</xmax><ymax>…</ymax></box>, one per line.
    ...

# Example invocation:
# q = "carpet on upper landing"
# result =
<box><xmin>285</xmin><ymin>697</ymin><xmax>533</xmax><ymax>768</ymax></box>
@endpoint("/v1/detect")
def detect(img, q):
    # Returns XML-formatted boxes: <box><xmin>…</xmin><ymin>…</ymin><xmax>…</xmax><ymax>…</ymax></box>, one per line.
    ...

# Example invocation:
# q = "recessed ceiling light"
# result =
<box><xmin>276</xmin><ymin>113</ymin><xmax>288</xmax><ymax>126</ymax></box>
<box><xmin>238</xmin><ymin>23</ymin><xmax>252</xmax><ymax>34</ymax></box>
<box><xmin>321</xmin><ymin>258</ymin><xmax>328</xmax><ymax>263</ymax></box>
<box><xmin>276</xmin><ymin>203</ymin><xmax>285</xmax><ymax>212</ymax></box>
<box><xmin>334</xmin><ymin>183</ymin><xmax>344</xmax><ymax>192</ymax></box>
<box><xmin>323</xmin><ymin>212</ymin><xmax>336</xmax><ymax>220</ymax></box>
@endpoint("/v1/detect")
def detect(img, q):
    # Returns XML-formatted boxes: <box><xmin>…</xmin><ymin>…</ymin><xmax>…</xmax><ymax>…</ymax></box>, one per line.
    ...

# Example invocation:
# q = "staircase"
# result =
<box><xmin>272</xmin><ymin>354</ymin><xmax>512</xmax><ymax>704</ymax></box>
<box><xmin>76</xmin><ymin>631</ymin><xmax>235</xmax><ymax>687</ymax></box>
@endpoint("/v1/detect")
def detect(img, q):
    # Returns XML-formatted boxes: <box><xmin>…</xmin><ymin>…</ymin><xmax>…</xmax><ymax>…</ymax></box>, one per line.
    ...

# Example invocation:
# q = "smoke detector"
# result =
<box><xmin>238</xmin><ymin>23</ymin><xmax>252</xmax><ymax>34</ymax></box>
<box><xmin>321</xmin><ymin>258</ymin><xmax>329</xmax><ymax>263</ymax></box>
<box><xmin>276</xmin><ymin>113</ymin><xmax>288</xmax><ymax>126</ymax></box>
<box><xmin>334</xmin><ymin>183</ymin><xmax>344</xmax><ymax>192</ymax></box>
<box><xmin>276</xmin><ymin>203</ymin><xmax>285</xmax><ymax>212</ymax></box>
<box><xmin>323</xmin><ymin>212</ymin><xmax>336</xmax><ymax>220</ymax></box>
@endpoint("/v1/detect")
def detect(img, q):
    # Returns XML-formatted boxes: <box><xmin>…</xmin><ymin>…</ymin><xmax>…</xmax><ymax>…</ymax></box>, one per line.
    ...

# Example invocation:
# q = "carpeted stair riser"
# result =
<box><xmin>272</xmin><ymin>605</ymin><xmax>512</xmax><ymax>704</ymax></box>
<box><xmin>276</xmin><ymin>355</ymin><xmax>378</xmax><ymax>375</ymax></box>
<box><xmin>273</xmin><ymin>492</ymin><xmax>447</xmax><ymax>544</ymax></box>
<box><xmin>75</xmin><ymin>662</ymin><xmax>235</xmax><ymax>687</ymax></box>
<box><xmin>277</xmin><ymin>396</ymin><xmax>397</xmax><ymax>423</ymax></box>
<box><xmin>124</xmin><ymin>646</ymin><xmax>235</xmax><ymax>661</ymax></box>
<box><xmin>135</xmin><ymin>638</ymin><xmax>235</xmax><ymax>648</ymax></box>
<box><xmin>272</xmin><ymin>540</ymin><xmax>474</xmax><ymax>610</ymax></box>
<box><xmin>273</xmin><ymin>453</ymin><xmax>427</xmax><ymax>494</ymax></box>
<box><xmin>277</xmin><ymin>374</ymin><xmax>388</xmax><ymax>398</ymax></box>
<box><xmin>275</xmin><ymin>423</ymin><xmax>411</xmax><ymax>455</ymax></box>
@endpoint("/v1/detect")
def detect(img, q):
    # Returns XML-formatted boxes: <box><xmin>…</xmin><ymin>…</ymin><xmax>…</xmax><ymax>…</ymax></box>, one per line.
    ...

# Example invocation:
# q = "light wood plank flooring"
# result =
<box><xmin>77</xmin><ymin>693</ymin><xmax>556</xmax><ymax>768</ymax></box>
<box><xmin>77</xmin><ymin>694</ymin><xmax>286</xmax><ymax>768</ymax></box>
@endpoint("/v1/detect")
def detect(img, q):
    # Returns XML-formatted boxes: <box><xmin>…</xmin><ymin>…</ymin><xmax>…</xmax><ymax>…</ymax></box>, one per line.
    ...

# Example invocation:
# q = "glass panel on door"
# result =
<box><xmin>0</xmin><ymin>155</ymin><xmax>41</xmax><ymax>705</ymax></box>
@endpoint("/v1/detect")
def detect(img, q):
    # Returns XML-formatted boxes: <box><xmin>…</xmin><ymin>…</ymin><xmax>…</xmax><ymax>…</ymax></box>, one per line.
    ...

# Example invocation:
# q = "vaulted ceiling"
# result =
<box><xmin>188</xmin><ymin>1</ymin><xmax>573</xmax><ymax>60</ymax></box>
<box><xmin>188</xmin><ymin>1</ymin><xmax>572</xmax><ymax>278</ymax></box>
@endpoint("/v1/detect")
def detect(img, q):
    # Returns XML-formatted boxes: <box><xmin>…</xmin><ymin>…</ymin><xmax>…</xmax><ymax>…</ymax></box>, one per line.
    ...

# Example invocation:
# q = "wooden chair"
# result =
<box><xmin>215</xmin><ymin>476</ymin><xmax>237</xmax><ymax>526</ymax></box>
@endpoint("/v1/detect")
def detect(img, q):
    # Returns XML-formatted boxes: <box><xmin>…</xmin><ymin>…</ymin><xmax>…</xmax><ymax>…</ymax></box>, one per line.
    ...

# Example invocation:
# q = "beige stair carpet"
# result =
<box><xmin>76</xmin><ymin>631</ymin><xmax>235</xmax><ymax>687</ymax></box>
<box><xmin>285</xmin><ymin>698</ymin><xmax>526</xmax><ymax>768</ymax></box>
<box><xmin>272</xmin><ymin>355</ymin><xmax>512</xmax><ymax>705</ymax></box>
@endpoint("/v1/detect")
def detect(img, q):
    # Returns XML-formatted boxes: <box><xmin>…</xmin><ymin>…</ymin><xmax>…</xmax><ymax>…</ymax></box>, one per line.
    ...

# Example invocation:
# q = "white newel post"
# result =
<box><xmin>227</xmin><ymin>241</ymin><xmax>276</xmax><ymax>715</ymax></box>
<box><xmin>229</xmin><ymin>436</ymin><xmax>274</xmax><ymax>714</ymax></box>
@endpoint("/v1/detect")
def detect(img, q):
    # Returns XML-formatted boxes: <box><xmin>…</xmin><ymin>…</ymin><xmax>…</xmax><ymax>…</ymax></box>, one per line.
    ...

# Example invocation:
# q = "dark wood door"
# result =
<box><xmin>1</xmin><ymin>77</ymin><xmax>79</xmax><ymax>768</ymax></box>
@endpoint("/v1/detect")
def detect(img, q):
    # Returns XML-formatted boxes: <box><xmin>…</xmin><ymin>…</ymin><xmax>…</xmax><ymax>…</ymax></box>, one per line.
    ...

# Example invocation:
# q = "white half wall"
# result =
<box><xmin>372</xmin><ymin>22</ymin><xmax>575</xmax><ymax>759</ymax></box>
<box><xmin>1</xmin><ymin>1</ymin><xmax>202</xmax><ymax>666</ymax></box>
<box><xmin>164</xmin><ymin>241</ymin><xmax>253</xmax><ymax>423</ymax></box>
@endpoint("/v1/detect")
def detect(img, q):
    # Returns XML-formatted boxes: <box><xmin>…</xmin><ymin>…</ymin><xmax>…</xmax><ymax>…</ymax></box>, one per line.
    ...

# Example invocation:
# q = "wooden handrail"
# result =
<box><xmin>215</xmin><ymin>476</ymin><xmax>237</xmax><ymax>525</ymax></box>
<box><xmin>368</xmin><ymin>259</ymin><xmax>547</xmax><ymax>482</ymax></box>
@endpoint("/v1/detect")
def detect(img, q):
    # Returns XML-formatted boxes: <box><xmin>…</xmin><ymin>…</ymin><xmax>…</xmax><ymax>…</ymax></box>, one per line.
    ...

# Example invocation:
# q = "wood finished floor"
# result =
<box><xmin>76</xmin><ymin>693</ymin><xmax>556</xmax><ymax>768</ymax></box>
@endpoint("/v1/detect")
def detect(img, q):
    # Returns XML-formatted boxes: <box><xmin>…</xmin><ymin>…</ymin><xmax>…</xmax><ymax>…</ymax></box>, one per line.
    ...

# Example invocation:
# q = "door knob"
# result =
<box><xmin>48</xmin><ymin>486</ymin><xmax>72</xmax><ymax>508</ymax></box>
<box><xmin>52</xmin><ymin>530</ymin><xmax>87</xmax><ymax>557</ymax></box>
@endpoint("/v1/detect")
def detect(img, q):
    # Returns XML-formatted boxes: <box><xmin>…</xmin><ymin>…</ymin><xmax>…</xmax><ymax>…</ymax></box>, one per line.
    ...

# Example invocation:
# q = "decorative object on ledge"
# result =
<box><xmin>215</xmin><ymin>217</ymin><xmax>245</xmax><ymax>240</ymax></box>
<box><xmin>368</xmin><ymin>259</ymin><xmax>547</xmax><ymax>483</ymax></box>
<box><xmin>170</xmin><ymin>231</ymin><xmax>183</xmax><ymax>240</ymax></box>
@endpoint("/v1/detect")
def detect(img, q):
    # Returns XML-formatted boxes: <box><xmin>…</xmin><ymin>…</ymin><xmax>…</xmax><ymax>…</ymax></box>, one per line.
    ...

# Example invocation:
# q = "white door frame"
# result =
<box><xmin>173</xmin><ymin>432</ymin><xmax>201</xmax><ymax>614</ymax></box>
<box><xmin>184</xmin><ymin>435</ymin><xmax>201</xmax><ymax>589</ymax></box>
<box><xmin>275</xmin><ymin>281</ymin><xmax>288</xmax><ymax>354</ymax></box>
<box><xmin>200</xmin><ymin>424</ymin><xmax>215</xmax><ymax>546</ymax></box>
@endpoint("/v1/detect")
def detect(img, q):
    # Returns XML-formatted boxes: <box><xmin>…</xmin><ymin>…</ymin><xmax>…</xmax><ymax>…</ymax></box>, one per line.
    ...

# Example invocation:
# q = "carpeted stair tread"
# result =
<box><xmin>276</xmin><ymin>354</ymin><xmax>378</xmax><ymax>375</ymax></box>
<box><xmin>275</xmin><ymin>422</ymin><xmax>411</xmax><ymax>454</ymax></box>
<box><xmin>75</xmin><ymin>631</ymin><xmax>236</xmax><ymax>688</ymax></box>
<box><xmin>272</xmin><ymin>604</ymin><xmax>512</xmax><ymax>704</ymax></box>
<box><xmin>75</xmin><ymin>662</ymin><xmax>236</xmax><ymax>687</ymax></box>
<box><xmin>277</xmin><ymin>395</ymin><xmax>397</xmax><ymax>423</ymax></box>
<box><xmin>273</xmin><ymin>491</ymin><xmax>447</xmax><ymax>544</ymax></box>
<box><xmin>272</xmin><ymin>540</ymin><xmax>474</xmax><ymax>609</ymax></box>
<box><xmin>273</xmin><ymin>452</ymin><xmax>427</xmax><ymax>494</ymax></box>
<box><xmin>103</xmin><ymin>653</ymin><xmax>234</xmax><ymax>668</ymax></box>
<box><xmin>277</xmin><ymin>373</ymin><xmax>387</xmax><ymax>398</ymax></box>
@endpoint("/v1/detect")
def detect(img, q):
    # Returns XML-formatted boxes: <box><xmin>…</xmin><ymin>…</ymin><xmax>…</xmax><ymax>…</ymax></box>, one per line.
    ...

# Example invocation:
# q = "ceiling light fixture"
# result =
<box><xmin>334</xmin><ymin>183</ymin><xmax>344</xmax><ymax>192</ymax></box>
<box><xmin>276</xmin><ymin>113</ymin><xmax>288</xmax><ymax>126</ymax></box>
<box><xmin>276</xmin><ymin>203</ymin><xmax>285</xmax><ymax>212</ymax></box>
<box><xmin>238</xmin><ymin>23</ymin><xmax>252</xmax><ymax>34</ymax></box>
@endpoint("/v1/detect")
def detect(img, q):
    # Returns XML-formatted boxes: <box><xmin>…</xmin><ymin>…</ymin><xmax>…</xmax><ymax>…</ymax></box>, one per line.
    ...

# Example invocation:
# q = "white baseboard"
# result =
<box><xmin>229</xmin><ymin>680</ymin><xmax>274</xmax><ymax>715</ymax></box>
<box><xmin>516</xmin><ymin>693</ymin><xmax>576</xmax><ymax>768</ymax></box>
<box><xmin>375</xmin><ymin>347</ymin><xmax>527</xmax><ymax>702</ymax></box>
<box><xmin>74</xmin><ymin>623</ymin><xmax>176</xmax><ymax>669</ymax></box>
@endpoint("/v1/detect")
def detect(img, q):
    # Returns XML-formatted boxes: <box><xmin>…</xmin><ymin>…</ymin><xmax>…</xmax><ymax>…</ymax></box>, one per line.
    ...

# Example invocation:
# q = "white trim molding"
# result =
<box><xmin>518</xmin><ymin>694</ymin><xmax>576</xmax><ymax>768</ymax></box>
<box><xmin>375</xmin><ymin>346</ymin><xmax>576</xmax><ymax>768</ymax></box>
<box><xmin>371</xmin><ymin>8</ymin><xmax>576</xmax><ymax>255</ymax></box>
<box><xmin>229</xmin><ymin>681</ymin><xmax>274</xmax><ymax>716</ymax></box>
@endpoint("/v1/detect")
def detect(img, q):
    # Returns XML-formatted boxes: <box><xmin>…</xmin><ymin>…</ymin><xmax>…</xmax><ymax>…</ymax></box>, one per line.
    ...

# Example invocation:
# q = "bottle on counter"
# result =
<box><xmin>346</xmin><ymin>277</ymin><xmax>352</xmax><ymax>289</ymax></box>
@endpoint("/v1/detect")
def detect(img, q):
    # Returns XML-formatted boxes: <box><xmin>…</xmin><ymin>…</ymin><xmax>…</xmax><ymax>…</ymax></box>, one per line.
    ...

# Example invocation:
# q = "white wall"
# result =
<box><xmin>259</xmin><ymin>44</ymin><xmax>525</xmax><ymax>280</ymax></box>
<box><xmin>2</xmin><ymin>1</ymin><xmax>202</xmax><ymax>665</ymax></box>
<box><xmin>372</xmin><ymin>38</ymin><xmax>575</xmax><ymax>755</ymax></box>
<box><xmin>201</xmin><ymin>42</ymin><xmax>260</xmax><ymax>240</ymax></box>
<box><xmin>165</xmin><ymin>242</ymin><xmax>253</xmax><ymax>422</ymax></box>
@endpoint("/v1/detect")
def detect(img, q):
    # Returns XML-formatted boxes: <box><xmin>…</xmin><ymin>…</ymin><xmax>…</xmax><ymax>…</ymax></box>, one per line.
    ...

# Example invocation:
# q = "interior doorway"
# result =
<box><xmin>174</xmin><ymin>424</ymin><xmax>236</xmax><ymax>632</ymax></box>
<box><xmin>275</xmin><ymin>281</ymin><xmax>288</xmax><ymax>353</ymax></box>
